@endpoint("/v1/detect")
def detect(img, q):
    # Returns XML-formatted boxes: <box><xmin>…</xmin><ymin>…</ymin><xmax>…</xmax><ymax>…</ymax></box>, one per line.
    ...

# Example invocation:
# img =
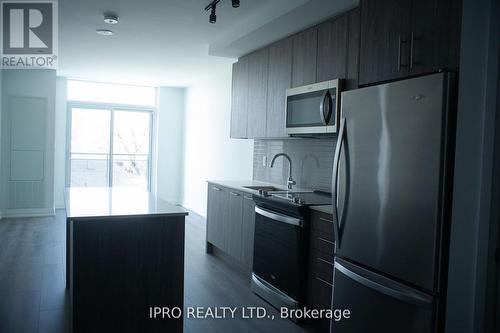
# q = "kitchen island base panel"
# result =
<box><xmin>68</xmin><ymin>215</ymin><xmax>185</xmax><ymax>333</ymax></box>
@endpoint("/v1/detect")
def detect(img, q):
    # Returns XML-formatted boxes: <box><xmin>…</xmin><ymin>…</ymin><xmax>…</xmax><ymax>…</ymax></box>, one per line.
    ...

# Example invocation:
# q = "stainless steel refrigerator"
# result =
<box><xmin>330</xmin><ymin>72</ymin><xmax>456</xmax><ymax>333</ymax></box>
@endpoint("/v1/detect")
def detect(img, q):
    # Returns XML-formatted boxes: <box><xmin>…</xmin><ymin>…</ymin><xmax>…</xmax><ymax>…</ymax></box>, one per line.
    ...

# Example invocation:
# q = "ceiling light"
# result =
<box><xmin>209</xmin><ymin>6</ymin><xmax>216</xmax><ymax>24</ymax></box>
<box><xmin>96</xmin><ymin>29</ymin><xmax>114</xmax><ymax>36</ymax></box>
<box><xmin>104</xmin><ymin>15</ymin><xmax>119</xmax><ymax>24</ymax></box>
<box><xmin>232</xmin><ymin>0</ymin><xmax>240</xmax><ymax>8</ymax></box>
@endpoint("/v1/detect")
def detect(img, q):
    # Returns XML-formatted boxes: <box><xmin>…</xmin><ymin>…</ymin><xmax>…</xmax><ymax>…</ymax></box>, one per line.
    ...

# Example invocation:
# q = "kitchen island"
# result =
<box><xmin>65</xmin><ymin>187</ymin><xmax>188</xmax><ymax>333</ymax></box>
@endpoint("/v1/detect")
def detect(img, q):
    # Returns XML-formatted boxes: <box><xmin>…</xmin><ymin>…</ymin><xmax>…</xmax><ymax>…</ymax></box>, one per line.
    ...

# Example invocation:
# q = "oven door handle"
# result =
<box><xmin>255</xmin><ymin>206</ymin><xmax>303</xmax><ymax>227</ymax></box>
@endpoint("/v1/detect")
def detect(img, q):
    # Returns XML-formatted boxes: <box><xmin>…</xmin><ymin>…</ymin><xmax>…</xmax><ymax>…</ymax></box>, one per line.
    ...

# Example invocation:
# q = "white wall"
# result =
<box><xmin>54</xmin><ymin>77</ymin><xmax>68</xmax><ymax>208</ymax></box>
<box><xmin>182</xmin><ymin>65</ymin><xmax>254</xmax><ymax>217</ymax></box>
<box><xmin>156</xmin><ymin>87</ymin><xmax>185</xmax><ymax>204</ymax></box>
<box><xmin>1</xmin><ymin>70</ymin><xmax>56</xmax><ymax>217</ymax></box>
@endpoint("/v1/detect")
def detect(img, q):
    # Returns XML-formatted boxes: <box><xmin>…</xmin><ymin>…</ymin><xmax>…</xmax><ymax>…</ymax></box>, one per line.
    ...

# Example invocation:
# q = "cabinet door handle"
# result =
<box><xmin>244</xmin><ymin>195</ymin><xmax>253</xmax><ymax>200</ymax></box>
<box><xmin>212</xmin><ymin>186</ymin><xmax>222</xmax><ymax>191</ymax></box>
<box><xmin>318</xmin><ymin>237</ymin><xmax>334</xmax><ymax>246</ymax></box>
<box><xmin>319</xmin><ymin>217</ymin><xmax>333</xmax><ymax>223</ymax></box>
<box><xmin>409</xmin><ymin>31</ymin><xmax>419</xmax><ymax>70</ymax></box>
<box><xmin>230</xmin><ymin>191</ymin><xmax>240</xmax><ymax>196</ymax></box>
<box><xmin>317</xmin><ymin>257</ymin><xmax>334</xmax><ymax>266</ymax></box>
<box><xmin>316</xmin><ymin>276</ymin><xmax>333</xmax><ymax>287</ymax></box>
<box><xmin>397</xmin><ymin>34</ymin><xmax>408</xmax><ymax>72</ymax></box>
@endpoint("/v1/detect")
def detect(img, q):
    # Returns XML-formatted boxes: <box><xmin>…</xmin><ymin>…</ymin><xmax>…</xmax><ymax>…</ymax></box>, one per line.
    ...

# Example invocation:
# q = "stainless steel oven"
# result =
<box><xmin>285</xmin><ymin>79</ymin><xmax>342</xmax><ymax>135</ymax></box>
<box><xmin>251</xmin><ymin>204</ymin><xmax>307</xmax><ymax>311</ymax></box>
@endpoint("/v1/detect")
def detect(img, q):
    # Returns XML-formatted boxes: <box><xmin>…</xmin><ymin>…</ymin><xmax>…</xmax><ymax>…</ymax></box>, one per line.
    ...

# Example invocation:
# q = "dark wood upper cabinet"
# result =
<box><xmin>291</xmin><ymin>27</ymin><xmax>318</xmax><ymax>87</ymax></box>
<box><xmin>345</xmin><ymin>8</ymin><xmax>360</xmax><ymax>90</ymax></box>
<box><xmin>316</xmin><ymin>8</ymin><xmax>360</xmax><ymax>89</ymax></box>
<box><xmin>266</xmin><ymin>38</ymin><xmax>292</xmax><ymax>138</ymax></box>
<box><xmin>359</xmin><ymin>0</ymin><xmax>412</xmax><ymax>86</ymax></box>
<box><xmin>317</xmin><ymin>14</ymin><xmax>348</xmax><ymax>82</ymax></box>
<box><xmin>230</xmin><ymin>57</ymin><xmax>249</xmax><ymax>138</ymax></box>
<box><xmin>247</xmin><ymin>48</ymin><xmax>269</xmax><ymax>138</ymax></box>
<box><xmin>410</xmin><ymin>0</ymin><xmax>462</xmax><ymax>75</ymax></box>
<box><xmin>359</xmin><ymin>0</ymin><xmax>461</xmax><ymax>86</ymax></box>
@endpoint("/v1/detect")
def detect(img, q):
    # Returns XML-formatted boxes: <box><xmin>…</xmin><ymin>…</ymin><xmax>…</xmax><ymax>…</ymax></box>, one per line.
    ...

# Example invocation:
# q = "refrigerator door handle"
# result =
<box><xmin>332</xmin><ymin>117</ymin><xmax>346</xmax><ymax>248</ymax></box>
<box><xmin>335</xmin><ymin>261</ymin><xmax>433</xmax><ymax>308</ymax></box>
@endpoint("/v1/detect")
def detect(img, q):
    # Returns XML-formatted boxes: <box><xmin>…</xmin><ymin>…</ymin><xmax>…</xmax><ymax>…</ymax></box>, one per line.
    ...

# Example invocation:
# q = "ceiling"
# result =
<box><xmin>58</xmin><ymin>0</ymin><xmax>358</xmax><ymax>86</ymax></box>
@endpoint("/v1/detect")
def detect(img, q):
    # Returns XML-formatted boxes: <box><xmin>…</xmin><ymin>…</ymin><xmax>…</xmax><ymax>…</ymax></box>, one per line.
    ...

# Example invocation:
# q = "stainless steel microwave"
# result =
<box><xmin>285</xmin><ymin>79</ymin><xmax>342</xmax><ymax>135</ymax></box>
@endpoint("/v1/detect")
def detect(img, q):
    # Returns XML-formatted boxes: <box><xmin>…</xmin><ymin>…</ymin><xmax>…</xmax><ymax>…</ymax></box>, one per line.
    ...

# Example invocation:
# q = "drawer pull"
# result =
<box><xmin>212</xmin><ymin>186</ymin><xmax>222</xmax><ymax>191</ymax></box>
<box><xmin>319</xmin><ymin>217</ymin><xmax>333</xmax><ymax>223</ymax></box>
<box><xmin>316</xmin><ymin>276</ymin><xmax>333</xmax><ymax>287</ymax></box>
<box><xmin>318</xmin><ymin>237</ymin><xmax>334</xmax><ymax>246</ymax></box>
<box><xmin>317</xmin><ymin>257</ymin><xmax>334</xmax><ymax>266</ymax></box>
<box><xmin>230</xmin><ymin>191</ymin><xmax>241</xmax><ymax>196</ymax></box>
<box><xmin>244</xmin><ymin>196</ymin><xmax>253</xmax><ymax>200</ymax></box>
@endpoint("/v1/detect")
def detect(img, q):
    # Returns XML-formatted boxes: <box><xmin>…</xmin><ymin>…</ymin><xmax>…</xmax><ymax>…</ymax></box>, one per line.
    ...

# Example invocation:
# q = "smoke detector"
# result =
<box><xmin>104</xmin><ymin>14</ymin><xmax>119</xmax><ymax>24</ymax></box>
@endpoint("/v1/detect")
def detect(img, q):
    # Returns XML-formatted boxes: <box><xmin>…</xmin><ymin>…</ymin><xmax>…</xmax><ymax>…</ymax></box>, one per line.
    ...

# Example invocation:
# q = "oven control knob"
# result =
<box><xmin>259</xmin><ymin>189</ymin><xmax>270</xmax><ymax>196</ymax></box>
<box><xmin>293</xmin><ymin>197</ymin><xmax>300</xmax><ymax>204</ymax></box>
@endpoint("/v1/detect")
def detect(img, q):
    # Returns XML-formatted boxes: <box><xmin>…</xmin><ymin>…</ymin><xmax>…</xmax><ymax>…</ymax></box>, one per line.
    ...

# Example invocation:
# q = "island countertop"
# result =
<box><xmin>65</xmin><ymin>187</ymin><xmax>188</xmax><ymax>219</ymax></box>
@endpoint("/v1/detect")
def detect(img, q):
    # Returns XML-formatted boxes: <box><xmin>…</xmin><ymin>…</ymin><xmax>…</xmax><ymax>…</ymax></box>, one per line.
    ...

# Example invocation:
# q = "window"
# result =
<box><xmin>67</xmin><ymin>81</ymin><xmax>155</xmax><ymax>189</ymax></box>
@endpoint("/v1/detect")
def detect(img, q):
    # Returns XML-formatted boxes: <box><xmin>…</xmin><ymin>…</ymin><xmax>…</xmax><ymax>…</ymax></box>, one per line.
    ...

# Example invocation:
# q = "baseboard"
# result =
<box><xmin>2</xmin><ymin>207</ymin><xmax>56</xmax><ymax>218</ymax></box>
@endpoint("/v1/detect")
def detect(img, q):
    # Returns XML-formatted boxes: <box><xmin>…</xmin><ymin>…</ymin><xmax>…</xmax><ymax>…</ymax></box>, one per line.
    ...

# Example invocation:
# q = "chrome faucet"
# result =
<box><xmin>270</xmin><ymin>153</ymin><xmax>296</xmax><ymax>190</ymax></box>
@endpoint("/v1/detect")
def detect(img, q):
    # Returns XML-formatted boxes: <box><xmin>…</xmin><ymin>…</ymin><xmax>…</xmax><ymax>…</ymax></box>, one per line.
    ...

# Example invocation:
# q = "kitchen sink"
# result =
<box><xmin>243</xmin><ymin>185</ymin><xmax>281</xmax><ymax>192</ymax></box>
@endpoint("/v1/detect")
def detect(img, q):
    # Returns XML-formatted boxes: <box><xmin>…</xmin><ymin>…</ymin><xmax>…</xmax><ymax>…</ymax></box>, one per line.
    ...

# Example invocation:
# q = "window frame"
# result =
<box><xmin>65</xmin><ymin>101</ymin><xmax>156</xmax><ymax>191</ymax></box>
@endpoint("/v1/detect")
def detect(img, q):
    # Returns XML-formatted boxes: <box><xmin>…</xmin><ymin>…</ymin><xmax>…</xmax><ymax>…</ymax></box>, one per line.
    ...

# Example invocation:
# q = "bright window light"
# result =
<box><xmin>67</xmin><ymin>80</ymin><xmax>156</xmax><ymax>106</ymax></box>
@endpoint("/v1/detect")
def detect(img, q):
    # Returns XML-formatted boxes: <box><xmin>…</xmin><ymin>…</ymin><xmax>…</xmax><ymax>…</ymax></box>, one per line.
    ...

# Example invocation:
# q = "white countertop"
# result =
<box><xmin>65</xmin><ymin>187</ymin><xmax>188</xmax><ymax>219</ymax></box>
<box><xmin>208</xmin><ymin>180</ymin><xmax>333</xmax><ymax>214</ymax></box>
<box><xmin>207</xmin><ymin>180</ymin><xmax>288</xmax><ymax>194</ymax></box>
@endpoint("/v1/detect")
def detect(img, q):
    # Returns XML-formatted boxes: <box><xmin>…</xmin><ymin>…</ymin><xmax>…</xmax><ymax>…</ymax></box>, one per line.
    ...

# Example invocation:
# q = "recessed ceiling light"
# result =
<box><xmin>104</xmin><ymin>15</ymin><xmax>119</xmax><ymax>24</ymax></box>
<box><xmin>96</xmin><ymin>29</ymin><xmax>114</xmax><ymax>36</ymax></box>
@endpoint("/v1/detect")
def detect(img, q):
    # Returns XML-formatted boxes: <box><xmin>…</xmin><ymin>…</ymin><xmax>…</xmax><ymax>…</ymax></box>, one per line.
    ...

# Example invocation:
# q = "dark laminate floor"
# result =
<box><xmin>0</xmin><ymin>210</ymin><xmax>318</xmax><ymax>333</ymax></box>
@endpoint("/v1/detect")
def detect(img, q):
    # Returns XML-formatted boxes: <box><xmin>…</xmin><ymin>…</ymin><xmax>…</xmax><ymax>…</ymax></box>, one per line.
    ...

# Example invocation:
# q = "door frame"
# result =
<box><xmin>65</xmin><ymin>101</ymin><xmax>156</xmax><ymax>191</ymax></box>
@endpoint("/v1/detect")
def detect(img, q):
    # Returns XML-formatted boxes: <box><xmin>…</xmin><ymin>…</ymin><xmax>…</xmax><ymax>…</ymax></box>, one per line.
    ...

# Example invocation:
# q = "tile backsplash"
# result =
<box><xmin>253</xmin><ymin>138</ymin><xmax>336</xmax><ymax>192</ymax></box>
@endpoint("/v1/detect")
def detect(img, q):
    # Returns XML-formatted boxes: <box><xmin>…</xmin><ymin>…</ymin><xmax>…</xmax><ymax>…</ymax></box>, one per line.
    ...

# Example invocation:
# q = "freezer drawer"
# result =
<box><xmin>331</xmin><ymin>258</ymin><xmax>437</xmax><ymax>333</ymax></box>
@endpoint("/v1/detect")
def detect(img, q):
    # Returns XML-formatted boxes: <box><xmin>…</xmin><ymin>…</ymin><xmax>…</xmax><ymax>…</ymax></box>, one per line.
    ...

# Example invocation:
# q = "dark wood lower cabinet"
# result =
<box><xmin>226</xmin><ymin>190</ymin><xmax>244</xmax><ymax>261</ymax></box>
<box><xmin>206</xmin><ymin>183</ymin><xmax>256</xmax><ymax>272</ymax></box>
<box><xmin>241</xmin><ymin>195</ymin><xmax>256</xmax><ymax>270</ymax></box>
<box><xmin>206</xmin><ymin>184</ymin><xmax>229</xmax><ymax>251</ymax></box>
<box><xmin>307</xmin><ymin>210</ymin><xmax>335</xmax><ymax>332</ymax></box>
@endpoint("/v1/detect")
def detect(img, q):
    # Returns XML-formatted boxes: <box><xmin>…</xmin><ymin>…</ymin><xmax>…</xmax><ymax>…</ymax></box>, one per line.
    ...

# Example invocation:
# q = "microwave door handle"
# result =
<box><xmin>320</xmin><ymin>90</ymin><xmax>332</xmax><ymax>125</ymax></box>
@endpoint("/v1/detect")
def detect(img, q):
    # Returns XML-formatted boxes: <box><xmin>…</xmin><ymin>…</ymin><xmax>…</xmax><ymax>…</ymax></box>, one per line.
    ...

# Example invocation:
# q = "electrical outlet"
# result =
<box><xmin>262</xmin><ymin>155</ymin><xmax>267</xmax><ymax>167</ymax></box>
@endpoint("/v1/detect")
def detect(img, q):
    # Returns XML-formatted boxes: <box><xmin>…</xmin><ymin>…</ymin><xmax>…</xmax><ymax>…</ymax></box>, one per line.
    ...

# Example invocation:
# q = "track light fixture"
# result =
<box><xmin>204</xmin><ymin>0</ymin><xmax>240</xmax><ymax>24</ymax></box>
<box><xmin>209</xmin><ymin>6</ymin><xmax>217</xmax><ymax>24</ymax></box>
